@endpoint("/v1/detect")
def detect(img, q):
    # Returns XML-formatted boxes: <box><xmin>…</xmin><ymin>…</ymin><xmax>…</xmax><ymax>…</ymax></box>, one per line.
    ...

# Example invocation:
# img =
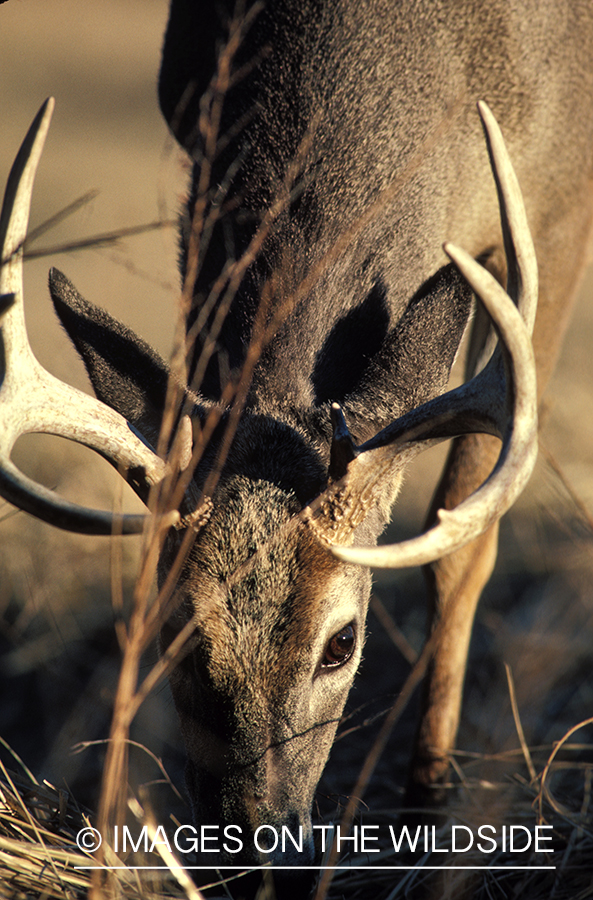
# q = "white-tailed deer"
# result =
<box><xmin>1</xmin><ymin>0</ymin><xmax>593</xmax><ymax>893</ymax></box>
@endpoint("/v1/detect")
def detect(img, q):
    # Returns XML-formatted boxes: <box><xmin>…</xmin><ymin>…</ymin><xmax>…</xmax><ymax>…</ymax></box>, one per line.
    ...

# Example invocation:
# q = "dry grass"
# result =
<box><xmin>1</xmin><ymin>728</ymin><xmax>592</xmax><ymax>900</ymax></box>
<box><xmin>0</xmin><ymin>754</ymin><xmax>197</xmax><ymax>900</ymax></box>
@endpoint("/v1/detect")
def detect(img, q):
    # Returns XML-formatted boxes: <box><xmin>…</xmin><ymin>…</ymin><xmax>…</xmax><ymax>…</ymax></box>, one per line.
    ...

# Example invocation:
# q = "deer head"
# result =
<box><xmin>0</xmin><ymin>94</ymin><xmax>536</xmax><ymax>878</ymax></box>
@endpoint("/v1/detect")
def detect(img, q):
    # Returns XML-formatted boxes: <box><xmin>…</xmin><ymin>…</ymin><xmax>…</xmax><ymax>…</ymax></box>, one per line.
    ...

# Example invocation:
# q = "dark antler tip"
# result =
<box><xmin>328</xmin><ymin>403</ymin><xmax>358</xmax><ymax>480</ymax></box>
<box><xmin>330</xmin><ymin>402</ymin><xmax>349</xmax><ymax>438</ymax></box>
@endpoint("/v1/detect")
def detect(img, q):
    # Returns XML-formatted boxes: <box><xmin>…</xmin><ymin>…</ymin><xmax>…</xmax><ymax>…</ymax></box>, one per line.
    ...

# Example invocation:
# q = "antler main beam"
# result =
<box><xmin>0</xmin><ymin>99</ymin><xmax>169</xmax><ymax>534</ymax></box>
<box><xmin>327</xmin><ymin>102</ymin><xmax>538</xmax><ymax>568</ymax></box>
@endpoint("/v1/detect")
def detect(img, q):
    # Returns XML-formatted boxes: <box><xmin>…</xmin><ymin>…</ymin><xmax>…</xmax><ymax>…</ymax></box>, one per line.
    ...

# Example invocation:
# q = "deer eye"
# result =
<box><xmin>321</xmin><ymin>624</ymin><xmax>355</xmax><ymax>668</ymax></box>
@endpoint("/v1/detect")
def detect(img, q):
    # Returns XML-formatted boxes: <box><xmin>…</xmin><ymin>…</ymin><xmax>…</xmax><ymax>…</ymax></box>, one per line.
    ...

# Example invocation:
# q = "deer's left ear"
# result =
<box><xmin>342</xmin><ymin>262</ymin><xmax>473</xmax><ymax>442</ymax></box>
<box><xmin>49</xmin><ymin>267</ymin><xmax>175</xmax><ymax>447</ymax></box>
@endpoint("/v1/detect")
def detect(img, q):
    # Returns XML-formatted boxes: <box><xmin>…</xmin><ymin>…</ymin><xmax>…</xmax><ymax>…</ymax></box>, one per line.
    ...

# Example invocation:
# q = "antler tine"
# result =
<box><xmin>478</xmin><ymin>100</ymin><xmax>538</xmax><ymax>336</ymax></box>
<box><xmin>0</xmin><ymin>100</ymin><xmax>171</xmax><ymax>534</ymax></box>
<box><xmin>330</xmin><ymin>103</ymin><xmax>538</xmax><ymax>568</ymax></box>
<box><xmin>329</xmin><ymin>402</ymin><xmax>359</xmax><ymax>480</ymax></box>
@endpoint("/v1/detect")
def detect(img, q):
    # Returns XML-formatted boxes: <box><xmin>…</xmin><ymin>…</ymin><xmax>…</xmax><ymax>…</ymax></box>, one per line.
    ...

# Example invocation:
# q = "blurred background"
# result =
<box><xmin>0</xmin><ymin>0</ymin><xmax>188</xmax><ymax>815</ymax></box>
<box><xmin>1</xmin><ymin>0</ymin><xmax>592</xmax><ymax>874</ymax></box>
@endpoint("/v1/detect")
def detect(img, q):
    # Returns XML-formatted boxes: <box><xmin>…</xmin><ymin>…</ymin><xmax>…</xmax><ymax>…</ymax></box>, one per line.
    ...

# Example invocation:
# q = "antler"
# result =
<box><xmin>321</xmin><ymin>101</ymin><xmax>538</xmax><ymax>568</ymax></box>
<box><xmin>0</xmin><ymin>99</ymin><xmax>170</xmax><ymax>534</ymax></box>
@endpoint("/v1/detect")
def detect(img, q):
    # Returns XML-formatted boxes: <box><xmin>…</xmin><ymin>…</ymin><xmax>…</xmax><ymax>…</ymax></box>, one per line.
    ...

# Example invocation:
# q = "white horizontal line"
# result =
<box><xmin>74</xmin><ymin>865</ymin><xmax>557</xmax><ymax>871</ymax></box>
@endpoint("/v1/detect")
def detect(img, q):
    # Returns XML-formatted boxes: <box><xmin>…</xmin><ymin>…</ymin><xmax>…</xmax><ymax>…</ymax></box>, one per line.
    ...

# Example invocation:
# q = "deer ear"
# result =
<box><xmin>48</xmin><ymin>268</ymin><xmax>172</xmax><ymax>447</ymax></box>
<box><xmin>342</xmin><ymin>262</ymin><xmax>473</xmax><ymax>442</ymax></box>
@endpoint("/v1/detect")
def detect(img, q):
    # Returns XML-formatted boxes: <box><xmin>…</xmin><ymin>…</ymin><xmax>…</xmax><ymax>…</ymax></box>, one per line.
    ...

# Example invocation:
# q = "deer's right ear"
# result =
<box><xmin>339</xmin><ymin>262</ymin><xmax>473</xmax><ymax>444</ymax></box>
<box><xmin>49</xmin><ymin>267</ymin><xmax>172</xmax><ymax>446</ymax></box>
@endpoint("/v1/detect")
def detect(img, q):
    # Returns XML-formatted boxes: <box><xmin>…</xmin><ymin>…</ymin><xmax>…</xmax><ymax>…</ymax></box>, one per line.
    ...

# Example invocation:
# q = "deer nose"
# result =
<box><xmin>185</xmin><ymin>759</ymin><xmax>316</xmax><ymax>865</ymax></box>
